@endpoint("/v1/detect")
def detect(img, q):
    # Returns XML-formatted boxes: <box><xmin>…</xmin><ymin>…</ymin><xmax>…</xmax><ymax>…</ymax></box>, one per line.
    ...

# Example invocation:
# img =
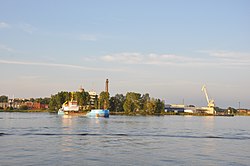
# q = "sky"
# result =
<box><xmin>0</xmin><ymin>0</ymin><xmax>250</xmax><ymax>108</ymax></box>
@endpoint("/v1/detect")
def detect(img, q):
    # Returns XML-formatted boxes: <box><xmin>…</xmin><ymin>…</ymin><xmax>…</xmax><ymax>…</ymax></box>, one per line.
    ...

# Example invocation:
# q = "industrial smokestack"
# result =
<box><xmin>105</xmin><ymin>79</ymin><xmax>109</xmax><ymax>93</ymax></box>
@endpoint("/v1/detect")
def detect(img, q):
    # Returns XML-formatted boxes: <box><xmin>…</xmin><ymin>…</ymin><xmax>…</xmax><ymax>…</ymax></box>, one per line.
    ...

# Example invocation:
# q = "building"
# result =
<box><xmin>165</xmin><ymin>104</ymin><xmax>185</xmax><ymax>113</ymax></box>
<box><xmin>238</xmin><ymin>109</ymin><xmax>250</xmax><ymax>115</ymax></box>
<box><xmin>165</xmin><ymin>104</ymin><xmax>196</xmax><ymax>113</ymax></box>
<box><xmin>32</xmin><ymin>102</ymin><xmax>49</xmax><ymax>109</ymax></box>
<box><xmin>88</xmin><ymin>91</ymin><xmax>98</xmax><ymax>108</ymax></box>
<box><xmin>0</xmin><ymin>102</ymin><xmax>8</xmax><ymax>109</ymax></box>
<box><xmin>25</xmin><ymin>101</ymin><xmax>48</xmax><ymax>109</ymax></box>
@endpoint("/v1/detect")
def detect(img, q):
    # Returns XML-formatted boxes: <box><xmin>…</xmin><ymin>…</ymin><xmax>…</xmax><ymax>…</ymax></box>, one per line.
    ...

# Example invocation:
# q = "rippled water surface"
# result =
<box><xmin>0</xmin><ymin>112</ymin><xmax>250</xmax><ymax>166</ymax></box>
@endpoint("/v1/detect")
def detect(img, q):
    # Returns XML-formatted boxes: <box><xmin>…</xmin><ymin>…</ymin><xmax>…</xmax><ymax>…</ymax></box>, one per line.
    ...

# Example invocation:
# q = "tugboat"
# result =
<box><xmin>58</xmin><ymin>93</ymin><xmax>79</xmax><ymax>115</ymax></box>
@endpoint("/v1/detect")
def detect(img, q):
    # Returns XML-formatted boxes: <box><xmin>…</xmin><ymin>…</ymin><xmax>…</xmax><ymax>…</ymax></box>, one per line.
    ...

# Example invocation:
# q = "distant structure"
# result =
<box><xmin>89</xmin><ymin>91</ymin><xmax>98</xmax><ymax>108</ymax></box>
<box><xmin>105</xmin><ymin>79</ymin><xmax>109</xmax><ymax>93</ymax></box>
<box><xmin>201</xmin><ymin>85</ymin><xmax>215</xmax><ymax>114</ymax></box>
<box><xmin>79</xmin><ymin>85</ymin><xmax>84</xmax><ymax>92</ymax></box>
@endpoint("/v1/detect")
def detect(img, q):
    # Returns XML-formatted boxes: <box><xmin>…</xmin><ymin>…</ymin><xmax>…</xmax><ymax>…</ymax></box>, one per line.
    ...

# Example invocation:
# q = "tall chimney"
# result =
<box><xmin>105</xmin><ymin>79</ymin><xmax>109</xmax><ymax>93</ymax></box>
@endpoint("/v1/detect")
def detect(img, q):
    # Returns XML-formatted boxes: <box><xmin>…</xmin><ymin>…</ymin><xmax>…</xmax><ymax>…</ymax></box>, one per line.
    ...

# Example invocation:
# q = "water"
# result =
<box><xmin>0</xmin><ymin>112</ymin><xmax>250</xmax><ymax>166</ymax></box>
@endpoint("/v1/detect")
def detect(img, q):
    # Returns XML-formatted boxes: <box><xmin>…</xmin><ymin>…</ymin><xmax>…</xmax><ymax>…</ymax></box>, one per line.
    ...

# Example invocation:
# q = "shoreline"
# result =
<box><xmin>1</xmin><ymin>109</ymin><xmax>250</xmax><ymax>116</ymax></box>
<box><xmin>0</xmin><ymin>109</ymin><xmax>51</xmax><ymax>113</ymax></box>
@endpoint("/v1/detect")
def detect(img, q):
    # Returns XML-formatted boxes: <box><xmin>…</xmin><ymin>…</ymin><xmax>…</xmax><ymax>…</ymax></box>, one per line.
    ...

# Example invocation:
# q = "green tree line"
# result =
<box><xmin>48</xmin><ymin>91</ymin><xmax>165</xmax><ymax>115</ymax></box>
<box><xmin>111</xmin><ymin>92</ymin><xmax>165</xmax><ymax>115</ymax></box>
<box><xmin>49</xmin><ymin>91</ymin><xmax>92</xmax><ymax>111</ymax></box>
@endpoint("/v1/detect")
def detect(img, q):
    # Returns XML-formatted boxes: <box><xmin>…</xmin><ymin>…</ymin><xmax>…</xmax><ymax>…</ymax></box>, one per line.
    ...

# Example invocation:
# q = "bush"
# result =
<box><xmin>19</xmin><ymin>105</ymin><xmax>29</xmax><ymax>110</ymax></box>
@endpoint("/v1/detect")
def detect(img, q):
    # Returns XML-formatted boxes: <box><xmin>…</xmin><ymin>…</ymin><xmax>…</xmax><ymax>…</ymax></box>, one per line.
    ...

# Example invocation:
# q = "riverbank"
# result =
<box><xmin>0</xmin><ymin>109</ymin><xmax>50</xmax><ymax>113</ymax></box>
<box><xmin>1</xmin><ymin>109</ymin><xmax>250</xmax><ymax>116</ymax></box>
<box><xmin>109</xmin><ymin>112</ymin><xmax>250</xmax><ymax>116</ymax></box>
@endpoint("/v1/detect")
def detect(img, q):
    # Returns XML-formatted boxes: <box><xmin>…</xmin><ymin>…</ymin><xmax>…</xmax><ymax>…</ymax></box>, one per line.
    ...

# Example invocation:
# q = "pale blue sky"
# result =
<box><xmin>0</xmin><ymin>0</ymin><xmax>249</xmax><ymax>108</ymax></box>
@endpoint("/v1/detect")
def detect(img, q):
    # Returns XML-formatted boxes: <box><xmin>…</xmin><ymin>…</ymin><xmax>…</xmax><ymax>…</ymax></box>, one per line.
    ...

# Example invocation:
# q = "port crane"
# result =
<box><xmin>202</xmin><ymin>85</ymin><xmax>215</xmax><ymax>108</ymax></box>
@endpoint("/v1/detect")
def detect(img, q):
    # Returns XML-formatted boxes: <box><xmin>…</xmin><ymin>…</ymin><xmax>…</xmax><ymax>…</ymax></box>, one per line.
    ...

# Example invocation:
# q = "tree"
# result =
<box><xmin>147</xmin><ymin>99</ymin><xmax>156</xmax><ymax>115</ymax></box>
<box><xmin>49</xmin><ymin>91</ymin><xmax>70</xmax><ymax>111</ymax></box>
<box><xmin>56</xmin><ymin>91</ymin><xmax>70</xmax><ymax>108</ymax></box>
<box><xmin>109</xmin><ymin>96</ymin><xmax>116</xmax><ymax>112</ymax></box>
<box><xmin>41</xmin><ymin>97</ymin><xmax>50</xmax><ymax>104</ymax></box>
<box><xmin>140</xmin><ymin>93</ymin><xmax>150</xmax><ymax>112</ymax></box>
<box><xmin>155</xmin><ymin>99</ymin><xmax>165</xmax><ymax>114</ymax></box>
<box><xmin>123</xmin><ymin>92</ymin><xmax>141</xmax><ymax>114</ymax></box>
<box><xmin>49</xmin><ymin>95</ymin><xmax>57</xmax><ymax>111</ymax></box>
<box><xmin>76</xmin><ymin>92</ymin><xmax>84</xmax><ymax>107</ymax></box>
<box><xmin>99</xmin><ymin>91</ymin><xmax>110</xmax><ymax>109</ymax></box>
<box><xmin>0</xmin><ymin>95</ymin><xmax>8</xmax><ymax>102</ymax></box>
<box><xmin>109</xmin><ymin>94</ymin><xmax>125</xmax><ymax>112</ymax></box>
<box><xmin>76</xmin><ymin>91</ymin><xmax>90</xmax><ymax>110</ymax></box>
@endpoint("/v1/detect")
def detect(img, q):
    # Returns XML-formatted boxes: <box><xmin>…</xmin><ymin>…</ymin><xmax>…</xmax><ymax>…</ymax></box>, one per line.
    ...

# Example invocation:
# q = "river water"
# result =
<box><xmin>0</xmin><ymin>112</ymin><xmax>249</xmax><ymax>166</ymax></box>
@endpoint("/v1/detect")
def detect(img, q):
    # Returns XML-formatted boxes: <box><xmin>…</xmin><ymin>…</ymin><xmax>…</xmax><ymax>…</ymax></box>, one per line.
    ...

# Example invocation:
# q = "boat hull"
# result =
<box><xmin>86</xmin><ymin>109</ymin><xmax>109</xmax><ymax>118</ymax></box>
<box><xmin>58</xmin><ymin>110</ymin><xmax>87</xmax><ymax>116</ymax></box>
<box><xmin>58</xmin><ymin>109</ymin><xmax>65</xmax><ymax>115</ymax></box>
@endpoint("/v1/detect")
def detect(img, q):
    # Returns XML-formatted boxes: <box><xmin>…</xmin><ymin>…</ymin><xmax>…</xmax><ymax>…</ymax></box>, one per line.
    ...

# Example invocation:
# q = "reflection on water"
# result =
<box><xmin>0</xmin><ymin>113</ymin><xmax>250</xmax><ymax>166</ymax></box>
<box><xmin>200</xmin><ymin>117</ymin><xmax>216</xmax><ymax>156</ymax></box>
<box><xmin>60</xmin><ymin>115</ymin><xmax>74</xmax><ymax>153</ymax></box>
<box><xmin>61</xmin><ymin>115</ymin><xmax>73</xmax><ymax>125</ymax></box>
<box><xmin>203</xmin><ymin>116</ymin><xmax>215</xmax><ymax>126</ymax></box>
